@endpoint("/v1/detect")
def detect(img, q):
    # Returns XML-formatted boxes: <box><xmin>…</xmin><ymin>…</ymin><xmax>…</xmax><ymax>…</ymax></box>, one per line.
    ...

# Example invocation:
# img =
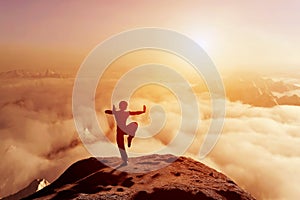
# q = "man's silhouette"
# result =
<box><xmin>105</xmin><ymin>101</ymin><xmax>146</xmax><ymax>166</ymax></box>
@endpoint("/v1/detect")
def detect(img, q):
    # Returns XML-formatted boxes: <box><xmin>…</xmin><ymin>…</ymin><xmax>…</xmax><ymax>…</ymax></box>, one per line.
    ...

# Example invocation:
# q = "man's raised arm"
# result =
<box><xmin>105</xmin><ymin>105</ymin><xmax>116</xmax><ymax>115</ymax></box>
<box><xmin>129</xmin><ymin>105</ymin><xmax>146</xmax><ymax>115</ymax></box>
<box><xmin>105</xmin><ymin>110</ymin><xmax>113</xmax><ymax>114</ymax></box>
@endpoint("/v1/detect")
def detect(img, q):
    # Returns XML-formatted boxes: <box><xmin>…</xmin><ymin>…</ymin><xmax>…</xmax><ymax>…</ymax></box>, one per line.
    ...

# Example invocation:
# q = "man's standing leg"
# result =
<box><xmin>117</xmin><ymin>127</ymin><xmax>128</xmax><ymax>165</ymax></box>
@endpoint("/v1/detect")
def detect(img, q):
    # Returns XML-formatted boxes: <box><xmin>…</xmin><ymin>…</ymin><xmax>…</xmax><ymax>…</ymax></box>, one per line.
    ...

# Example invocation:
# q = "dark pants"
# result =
<box><xmin>116</xmin><ymin>123</ymin><xmax>138</xmax><ymax>162</ymax></box>
<box><xmin>117</xmin><ymin>126</ymin><xmax>128</xmax><ymax>162</ymax></box>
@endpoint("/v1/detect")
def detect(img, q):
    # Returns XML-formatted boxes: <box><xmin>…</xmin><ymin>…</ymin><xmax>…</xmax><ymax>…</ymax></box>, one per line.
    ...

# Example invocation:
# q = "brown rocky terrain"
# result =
<box><xmin>24</xmin><ymin>154</ymin><xmax>255</xmax><ymax>200</ymax></box>
<box><xmin>2</xmin><ymin>179</ymin><xmax>49</xmax><ymax>200</ymax></box>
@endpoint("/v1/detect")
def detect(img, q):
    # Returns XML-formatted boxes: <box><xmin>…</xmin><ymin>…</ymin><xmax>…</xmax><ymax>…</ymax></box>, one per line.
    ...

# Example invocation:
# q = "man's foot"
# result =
<box><xmin>128</xmin><ymin>137</ymin><xmax>133</xmax><ymax>148</ymax></box>
<box><xmin>120</xmin><ymin>161</ymin><xmax>128</xmax><ymax>167</ymax></box>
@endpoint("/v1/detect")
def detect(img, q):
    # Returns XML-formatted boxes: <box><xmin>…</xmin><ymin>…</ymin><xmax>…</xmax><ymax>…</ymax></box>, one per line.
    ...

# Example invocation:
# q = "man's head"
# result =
<box><xmin>119</xmin><ymin>101</ymin><xmax>128</xmax><ymax>110</ymax></box>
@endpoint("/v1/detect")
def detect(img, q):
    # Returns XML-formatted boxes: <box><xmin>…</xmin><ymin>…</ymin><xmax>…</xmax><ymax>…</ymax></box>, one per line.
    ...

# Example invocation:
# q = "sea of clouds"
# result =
<box><xmin>0</xmin><ymin>72</ymin><xmax>299</xmax><ymax>200</ymax></box>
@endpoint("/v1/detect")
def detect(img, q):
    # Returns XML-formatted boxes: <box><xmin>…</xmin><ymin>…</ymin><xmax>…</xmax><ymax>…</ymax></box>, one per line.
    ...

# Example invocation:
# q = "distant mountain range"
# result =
<box><xmin>224</xmin><ymin>73</ymin><xmax>300</xmax><ymax>107</ymax></box>
<box><xmin>0</xmin><ymin>69</ymin><xmax>71</xmax><ymax>79</ymax></box>
<box><xmin>1</xmin><ymin>69</ymin><xmax>299</xmax><ymax>107</ymax></box>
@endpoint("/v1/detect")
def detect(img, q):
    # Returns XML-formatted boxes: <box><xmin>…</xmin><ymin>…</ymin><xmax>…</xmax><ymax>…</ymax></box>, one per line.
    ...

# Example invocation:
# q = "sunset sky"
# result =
<box><xmin>0</xmin><ymin>0</ymin><xmax>300</xmax><ymax>72</ymax></box>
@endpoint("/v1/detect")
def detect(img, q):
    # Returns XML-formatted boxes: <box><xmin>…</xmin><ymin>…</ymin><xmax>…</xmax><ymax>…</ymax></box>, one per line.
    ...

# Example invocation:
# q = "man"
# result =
<box><xmin>105</xmin><ymin>101</ymin><xmax>146</xmax><ymax>166</ymax></box>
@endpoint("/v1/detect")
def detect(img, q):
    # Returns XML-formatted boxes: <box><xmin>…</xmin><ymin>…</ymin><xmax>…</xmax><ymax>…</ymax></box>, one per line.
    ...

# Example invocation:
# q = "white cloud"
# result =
<box><xmin>1</xmin><ymin>73</ymin><xmax>299</xmax><ymax>200</ymax></box>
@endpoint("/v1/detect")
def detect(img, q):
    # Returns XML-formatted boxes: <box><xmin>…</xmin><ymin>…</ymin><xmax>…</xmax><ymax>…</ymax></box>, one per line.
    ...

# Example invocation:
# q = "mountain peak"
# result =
<box><xmin>24</xmin><ymin>154</ymin><xmax>255</xmax><ymax>200</ymax></box>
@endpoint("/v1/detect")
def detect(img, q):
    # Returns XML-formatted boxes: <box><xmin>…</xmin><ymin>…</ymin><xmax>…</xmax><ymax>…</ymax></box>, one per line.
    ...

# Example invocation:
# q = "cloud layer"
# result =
<box><xmin>0</xmin><ymin>77</ymin><xmax>90</xmax><ymax>197</ymax></box>
<box><xmin>0</xmin><ymin>71</ymin><xmax>299</xmax><ymax>200</ymax></box>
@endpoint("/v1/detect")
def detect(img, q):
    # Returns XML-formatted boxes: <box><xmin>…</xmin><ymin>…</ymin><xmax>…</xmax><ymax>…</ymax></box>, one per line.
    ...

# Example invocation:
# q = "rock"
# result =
<box><xmin>24</xmin><ymin>154</ymin><xmax>255</xmax><ymax>200</ymax></box>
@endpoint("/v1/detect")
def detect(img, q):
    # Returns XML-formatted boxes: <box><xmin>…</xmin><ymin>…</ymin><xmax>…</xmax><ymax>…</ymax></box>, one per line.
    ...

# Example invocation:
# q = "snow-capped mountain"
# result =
<box><xmin>224</xmin><ymin>72</ymin><xmax>300</xmax><ymax>107</ymax></box>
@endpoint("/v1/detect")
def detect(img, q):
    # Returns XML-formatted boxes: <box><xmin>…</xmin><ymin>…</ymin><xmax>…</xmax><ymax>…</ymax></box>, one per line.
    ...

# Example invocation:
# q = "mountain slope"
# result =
<box><xmin>2</xmin><ymin>179</ymin><xmax>49</xmax><ymax>200</ymax></box>
<box><xmin>24</xmin><ymin>154</ymin><xmax>255</xmax><ymax>200</ymax></box>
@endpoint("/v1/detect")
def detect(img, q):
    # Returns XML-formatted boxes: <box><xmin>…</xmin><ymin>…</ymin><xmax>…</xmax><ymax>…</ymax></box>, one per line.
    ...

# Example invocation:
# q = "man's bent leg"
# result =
<box><xmin>127</xmin><ymin>122</ymin><xmax>138</xmax><ymax>148</ymax></box>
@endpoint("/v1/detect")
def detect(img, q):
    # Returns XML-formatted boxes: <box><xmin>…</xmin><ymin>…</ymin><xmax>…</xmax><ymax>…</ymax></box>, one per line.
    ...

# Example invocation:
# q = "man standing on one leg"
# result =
<box><xmin>105</xmin><ymin>101</ymin><xmax>146</xmax><ymax>166</ymax></box>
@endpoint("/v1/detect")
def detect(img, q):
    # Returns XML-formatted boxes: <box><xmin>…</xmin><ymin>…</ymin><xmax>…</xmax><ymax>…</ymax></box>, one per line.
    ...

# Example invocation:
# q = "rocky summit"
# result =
<box><xmin>24</xmin><ymin>154</ymin><xmax>255</xmax><ymax>200</ymax></box>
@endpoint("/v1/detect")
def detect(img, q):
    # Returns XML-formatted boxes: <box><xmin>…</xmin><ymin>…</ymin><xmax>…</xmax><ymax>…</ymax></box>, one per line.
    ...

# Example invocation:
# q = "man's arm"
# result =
<box><xmin>129</xmin><ymin>105</ymin><xmax>146</xmax><ymax>115</ymax></box>
<box><xmin>105</xmin><ymin>105</ymin><xmax>116</xmax><ymax>115</ymax></box>
<box><xmin>105</xmin><ymin>110</ymin><xmax>113</xmax><ymax>114</ymax></box>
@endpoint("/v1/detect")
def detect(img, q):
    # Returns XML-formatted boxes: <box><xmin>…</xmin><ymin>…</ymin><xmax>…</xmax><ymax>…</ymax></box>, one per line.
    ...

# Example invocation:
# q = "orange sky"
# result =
<box><xmin>0</xmin><ymin>0</ymin><xmax>299</xmax><ymax>72</ymax></box>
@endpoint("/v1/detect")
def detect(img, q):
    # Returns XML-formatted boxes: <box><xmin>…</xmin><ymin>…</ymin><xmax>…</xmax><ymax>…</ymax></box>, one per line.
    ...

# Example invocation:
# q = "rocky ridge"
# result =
<box><xmin>24</xmin><ymin>154</ymin><xmax>255</xmax><ymax>200</ymax></box>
